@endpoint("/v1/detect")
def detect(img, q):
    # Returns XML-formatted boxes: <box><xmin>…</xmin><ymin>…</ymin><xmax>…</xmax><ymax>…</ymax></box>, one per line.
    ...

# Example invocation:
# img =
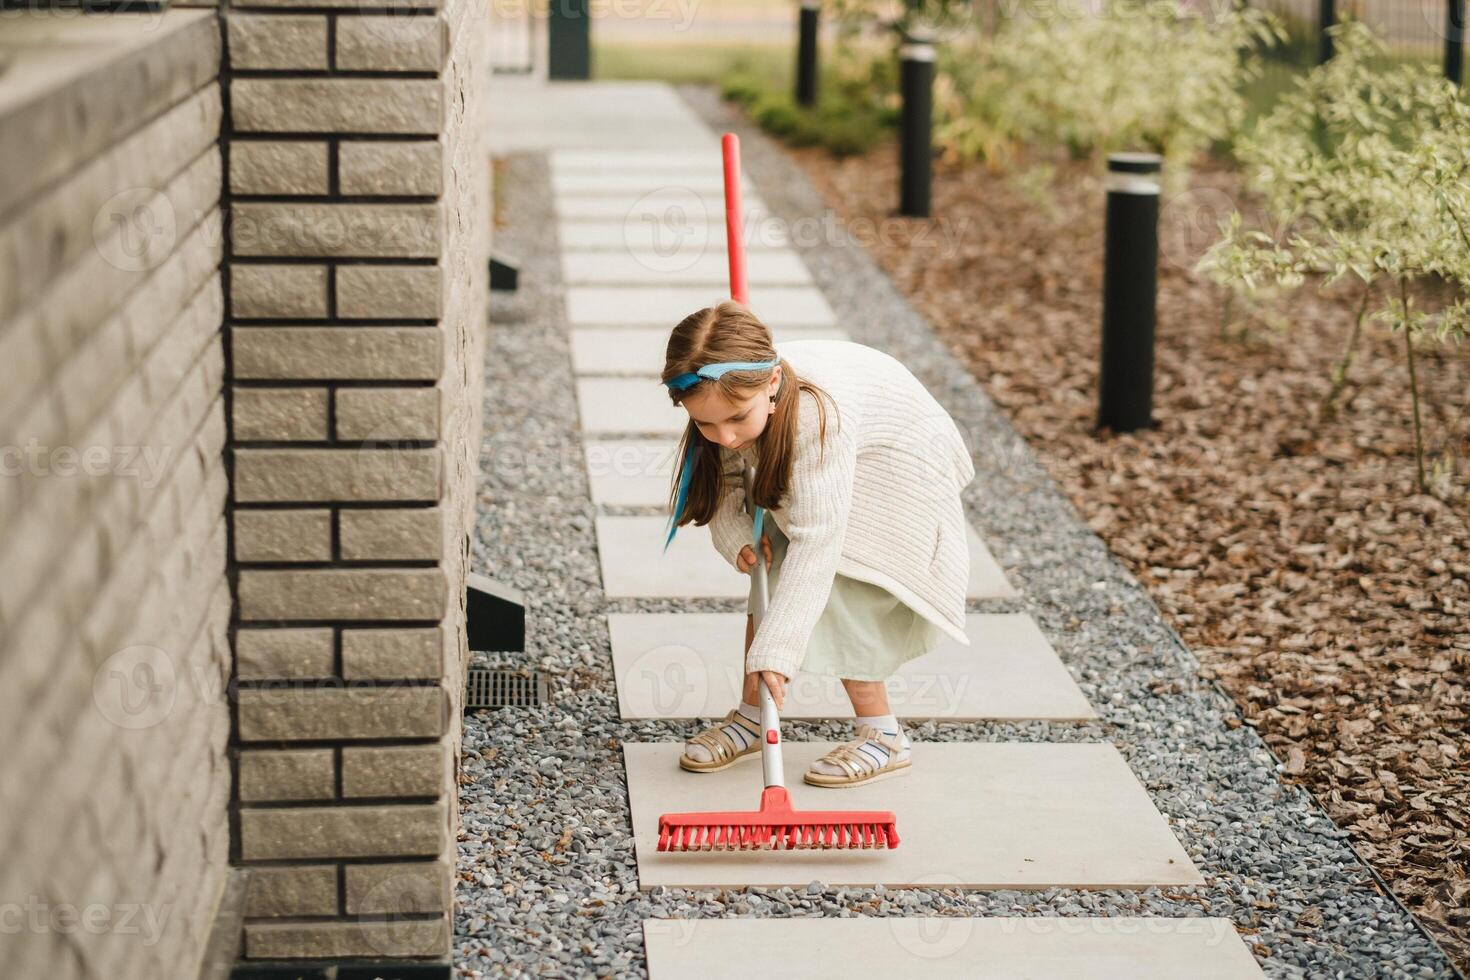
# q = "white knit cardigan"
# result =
<box><xmin>706</xmin><ymin>338</ymin><xmax>976</xmax><ymax>680</ymax></box>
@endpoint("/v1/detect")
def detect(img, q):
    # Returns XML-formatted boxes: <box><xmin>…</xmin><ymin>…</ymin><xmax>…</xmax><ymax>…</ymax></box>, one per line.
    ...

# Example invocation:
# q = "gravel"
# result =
<box><xmin>453</xmin><ymin>88</ymin><xmax>1458</xmax><ymax>978</ymax></box>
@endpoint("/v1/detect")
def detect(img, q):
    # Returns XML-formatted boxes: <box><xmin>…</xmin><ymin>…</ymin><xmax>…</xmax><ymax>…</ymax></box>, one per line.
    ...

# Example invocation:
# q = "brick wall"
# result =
<box><xmin>223</xmin><ymin>0</ymin><xmax>490</xmax><ymax>961</ymax></box>
<box><xmin>0</xmin><ymin>0</ymin><xmax>489</xmax><ymax>972</ymax></box>
<box><xmin>0</xmin><ymin>12</ymin><xmax>231</xmax><ymax>979</ymax></box>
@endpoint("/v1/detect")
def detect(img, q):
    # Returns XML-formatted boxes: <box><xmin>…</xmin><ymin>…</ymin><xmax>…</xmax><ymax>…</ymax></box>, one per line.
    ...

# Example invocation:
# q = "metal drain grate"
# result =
<box><xmin>465</xmin><ymin>668</ymin><xmax>548</xmax><ymax>710</ymax></box>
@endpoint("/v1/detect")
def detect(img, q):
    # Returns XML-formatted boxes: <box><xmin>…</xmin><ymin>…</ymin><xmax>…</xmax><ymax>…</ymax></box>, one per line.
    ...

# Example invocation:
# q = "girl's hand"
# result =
<box><xmin>749</xmin><ymin>669</ymin><xmax>787</xmax><ymax>710</ymax></box>
<box><xmin>736</xmin><ymin>533</ymin><xmax>773</xmax><ymax>575</ymax></box>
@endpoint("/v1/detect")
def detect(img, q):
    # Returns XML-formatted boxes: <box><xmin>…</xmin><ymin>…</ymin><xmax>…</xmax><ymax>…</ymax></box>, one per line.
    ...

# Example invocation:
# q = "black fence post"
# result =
<box><xmin>1318</xmin><ymin>0</ymin><xmax>1335</xmax><ymax>63</ymax></box>
<box><xmin>899</xmin><ymin>29</ymin><xmax>936</xmax><ymax>218</ymax></box>
<box><xmin>1097</xmin><ymin>153</ymin><xmax>1162</xmax><ymax>435</ymax></box>
<box><xmin>796</xmin><ymin>0</ymin><xmax>820</xmax><ymax>107</ymax></box>
<box><xmin>1448</xmin><ymin>0</ymin><xmax>1466</xmax><ymax>85</ymax></box>
<box><xmin>549</xmin><ymin>0</ymin><xmax>591</xmax><ymax>80</ymax></box>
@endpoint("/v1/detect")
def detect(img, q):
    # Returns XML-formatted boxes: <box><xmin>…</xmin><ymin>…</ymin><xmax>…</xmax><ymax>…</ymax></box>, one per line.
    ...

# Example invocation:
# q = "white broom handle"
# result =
<box><xmin>743</xmin><ymin>463</ymin><xmax>783</xmax><ymax>789</ymax></box>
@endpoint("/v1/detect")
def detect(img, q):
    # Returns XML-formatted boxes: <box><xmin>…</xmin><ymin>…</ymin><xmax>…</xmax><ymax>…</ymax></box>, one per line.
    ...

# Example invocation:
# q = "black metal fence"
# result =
<box><xmin>1250</xmin><ymin>0</ymin><xmax>1464</xmax><ymax>70</ymax></box>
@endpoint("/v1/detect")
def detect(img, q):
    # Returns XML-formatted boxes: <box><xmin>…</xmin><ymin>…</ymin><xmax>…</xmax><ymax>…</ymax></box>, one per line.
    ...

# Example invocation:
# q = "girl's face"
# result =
<box><xmin>681</xmin><ymin>368</ymin><xmax>781</xmax><ymax>451</ymax></box>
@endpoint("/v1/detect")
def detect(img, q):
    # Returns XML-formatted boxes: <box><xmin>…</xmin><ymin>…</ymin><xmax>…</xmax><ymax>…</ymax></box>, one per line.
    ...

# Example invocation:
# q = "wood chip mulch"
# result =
<box><xmin>784</xmin><ymin>137</ymin><xmax>1470</xmax><ymax>968</ymax></box>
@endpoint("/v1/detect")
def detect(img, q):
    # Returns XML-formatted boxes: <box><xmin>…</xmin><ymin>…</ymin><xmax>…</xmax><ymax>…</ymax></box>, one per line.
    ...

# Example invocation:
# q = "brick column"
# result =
<box><xmin>223</xmin><ymin>0</ymin><xmax>489</xmax><ymax>962</ymax></box>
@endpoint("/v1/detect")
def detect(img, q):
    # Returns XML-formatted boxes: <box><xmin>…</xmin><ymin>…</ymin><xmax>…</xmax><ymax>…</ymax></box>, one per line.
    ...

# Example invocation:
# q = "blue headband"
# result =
<box><xmin>664</xmin><ymin>354</ymin><xmax>781</xmax><ymax>392</ymax></box>
<box><xmin>663</xmin><ymin>353</ymin><xmax>780</xmax><ymax>551</ymax></box>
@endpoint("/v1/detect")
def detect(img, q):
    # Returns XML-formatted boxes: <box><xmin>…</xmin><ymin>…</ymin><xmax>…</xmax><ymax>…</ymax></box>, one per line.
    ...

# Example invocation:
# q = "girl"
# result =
<box><xmin>661</xmin><ymin>301</ymin><xmax>975</xmax><ymax>788</ymax></box>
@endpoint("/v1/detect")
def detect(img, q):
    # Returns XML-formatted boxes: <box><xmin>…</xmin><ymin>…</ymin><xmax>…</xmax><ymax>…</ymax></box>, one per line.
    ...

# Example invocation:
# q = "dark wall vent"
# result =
<box><xmin>466</xmin><ymin>669</ymin><xmax>547</xmax><ymax>710</ymax></box>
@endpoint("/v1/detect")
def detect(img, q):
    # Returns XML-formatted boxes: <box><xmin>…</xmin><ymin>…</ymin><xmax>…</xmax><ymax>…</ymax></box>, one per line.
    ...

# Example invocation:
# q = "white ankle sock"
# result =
<box><xmin>684</xmin><ymin>701</ymin><xmax>761</xmax><ymax>763</ymax></box>
<box><xmin>810</xmin><ymin>713</ymin><xmax>910</xmax><ymax>775</ymax></box>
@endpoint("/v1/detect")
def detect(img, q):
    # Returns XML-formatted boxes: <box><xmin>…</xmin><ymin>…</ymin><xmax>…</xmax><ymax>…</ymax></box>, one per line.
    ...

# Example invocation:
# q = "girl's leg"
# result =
<box><xmin>841</xmin><ymin>678</ymin><xmax>890</xmax><ymax>716</ymax></box>
<box><xmin>806</xmin><ymin>676</ymin><xmax>910</xmax><ymax>782</ymax></box>
<box><xmin>681</xmin><ymin>614</ymin><xmax>764</xmax><ymax>768</ymax></box>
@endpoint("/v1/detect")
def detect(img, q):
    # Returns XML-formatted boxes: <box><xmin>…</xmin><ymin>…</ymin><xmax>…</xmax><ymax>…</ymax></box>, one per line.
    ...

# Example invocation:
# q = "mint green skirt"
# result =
<box><xmin>755</xmin><ymin>519</ymin><xmax>947</xmax><ymax>682</ymax></box>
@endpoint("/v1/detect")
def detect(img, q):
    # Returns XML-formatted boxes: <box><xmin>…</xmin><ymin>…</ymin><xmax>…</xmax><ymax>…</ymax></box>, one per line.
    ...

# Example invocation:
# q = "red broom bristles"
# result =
<box><xmin>656</xmin><ymin>787</ymin><xmax>901</xmax><ymax>853</ymax></box>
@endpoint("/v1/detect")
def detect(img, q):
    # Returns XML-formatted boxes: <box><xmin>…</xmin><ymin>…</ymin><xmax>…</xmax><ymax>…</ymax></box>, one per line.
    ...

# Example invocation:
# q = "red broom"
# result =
<box><xmin>655</xmin><ymin>134</ymin><xmax>901</xmax><ymax>853</ymax></box>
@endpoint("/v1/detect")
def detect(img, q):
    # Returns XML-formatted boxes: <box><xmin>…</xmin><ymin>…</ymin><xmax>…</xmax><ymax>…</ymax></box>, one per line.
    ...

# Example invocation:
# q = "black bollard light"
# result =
<box><xmin>1097</xmin><ymin>152</ymin><xmax>1162</xmax><ymax>434</ymax></box>
<box><xmin>899</xmin><ymin>27</ymin><xmax>936</xmax><ymax>218</ymax></box>
<box><xmin>1448</xmin><ymin>0</ymin><xmax>1465</xmax><ymax>86</ymax></box>
<box><xmin>796</xmin><ymin>0</ymin><xmax>820</xmax><ymax>107</ymax></box>
<box><xmin>1317</xmin><ymin>0</ymin><xmax>1336</xmax><ymax>63</ymax></box>
<box><xmin>549</xmin><ymin>0</ymin><xmax>591</xmax><ymax>80</ymax></box>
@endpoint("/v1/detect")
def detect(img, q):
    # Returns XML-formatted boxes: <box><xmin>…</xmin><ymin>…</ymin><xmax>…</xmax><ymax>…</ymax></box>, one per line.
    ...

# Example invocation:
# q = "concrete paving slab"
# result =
<box><xmin>577</xmin><ymin>378</ymin><xmax>685</xmax><ymax>435</ymax></box>
<box><xmin>609</xmin><ymin>612</ymin><xmax>1097</xmax><ymax>721</ymax></box>
<box><xmin>568</xmin><ymin>286</ymin><xmax>836</xmax><ymax>328</ymax></box>
<box><xmin>562</xmin><ymin>250</ymin><xmax>812</xmax><ymax>287</ymax></box>
<box><xmin>642</xmin><ymin>917</ymin><xmax>1264</xmax><ymax>979</ymax></box>
<box><xmin>551</xmin><ymin>150</ymin><xmax>732</xmax><ymax>173</ymax></box>
<box><xmin>596</xmin><ymin>515</ymin><xmax>749</xmax><ymax>599</ymax></box>
<box><xmin>594</xmin><ymin>515</ymin><xmax>1016</xmax><ymax>599</ymax></box>
<box><xmin>585</xmin><ymin>438</ymin><xmax>682</xmax><ymax>507</ymax></box>
<box><xmin>624</xmin><ymin>741</ymin><xmax>1204</xmax><ymax>889</ymax></box>
<box><xmin>554</xmin><ymin>192</ymin><xmax>768</xmax><ymax>221</ymax></box>
<box><xmin>573</xmin><ymin>327</ymin><xmax>846</xmax><ymax>377</ymax></box>
<box><xmin>488</xmin><ymin>80</ymin><xmax>716</xmax><ymax>153</ymax></box>
<box><xmin>559</xmin><ymin>222</ymin><xmax>789</xmax><ymax>251</ymax></box>
<box><xmin>552</xmin><ymin>173</ymin><xmax>754</xmax><ymax>196</ymax></box>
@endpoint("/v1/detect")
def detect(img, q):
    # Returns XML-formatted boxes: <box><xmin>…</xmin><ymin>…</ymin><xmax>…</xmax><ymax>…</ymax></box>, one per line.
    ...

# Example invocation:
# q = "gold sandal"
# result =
<box><xmin>803</xmin><ymin>724</ymin><xmax>912</xmax><ymax>788</ymax></box>
<box><xmin>678</xmin><ymin>708</ymin><xmax>764</xmax><ymax>773</ymax></box>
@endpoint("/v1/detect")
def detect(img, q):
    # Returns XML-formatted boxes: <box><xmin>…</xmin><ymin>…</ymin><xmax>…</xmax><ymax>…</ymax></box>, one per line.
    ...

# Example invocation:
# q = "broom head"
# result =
<box><xmin>656</xmin><ymin>786</ymin><xmax>900</xmax><ymax>852</ymax></box>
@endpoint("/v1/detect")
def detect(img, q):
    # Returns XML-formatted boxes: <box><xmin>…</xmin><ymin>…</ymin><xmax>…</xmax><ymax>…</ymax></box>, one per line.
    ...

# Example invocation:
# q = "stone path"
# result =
<box><xmin>459</xmin><ymin>77</ymin><xmax>1457</xmax><ymax>978</ymax></box>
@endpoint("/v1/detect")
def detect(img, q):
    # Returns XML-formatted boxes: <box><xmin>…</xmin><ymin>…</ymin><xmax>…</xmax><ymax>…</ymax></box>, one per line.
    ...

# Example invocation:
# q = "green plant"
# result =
<box><xmin>1197</xmin><ymin>19</ymin><xmax>1470</xmax><ymax>495</ymax></box>
<box><xmin>720</xmin><ymin>35</ymin><xmax>899</xmax><ymax>156</ymax></box>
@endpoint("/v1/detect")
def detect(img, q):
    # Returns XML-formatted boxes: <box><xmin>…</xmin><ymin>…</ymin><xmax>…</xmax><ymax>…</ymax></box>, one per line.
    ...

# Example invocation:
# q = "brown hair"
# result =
<box><xmin>661</xmin><ymin>300</ymin><xmax>840</xmax><ymax>532</ymax></box>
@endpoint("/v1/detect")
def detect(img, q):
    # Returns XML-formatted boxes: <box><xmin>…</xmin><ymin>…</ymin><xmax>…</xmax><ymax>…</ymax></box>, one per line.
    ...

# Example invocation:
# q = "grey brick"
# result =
<box><xmin>339</xmin><ymin>140</ymin><xmax>441</xmax><ymax>196</ymax></box>
<box><xmin>335</xmin><ymin>387</ymin><xmax>438</xmax><ymax>442</ymax></box>
<box><xmin>233</xmin><ymin>509</ymin><xmax>332</xmax><ymax>562</ymax></box>
<box><xmin>244</xmin><ymin>865</ymin><xmax>339</xmax><ymax>917</ymax></box>
<box><xmin>341</xmin><ymin>743</ymin><xmax>444</xmax><ymax>797</ymax></box>
<box><xmin>336</xmin><ymin>265</ymin><xmax>441</xmax><ymax>319</ymax></box>
<box><xmin>233</xmin><ymin>447</ymin><xmax>441</xmax><ymax>502</ymax></box>
<box><xmin>230</xmin><ymin>140</ymin><xmax>329</xmax><ymax>196</ymax></box>
<box><xmin>344</xmin><ymin>859</ymin><xmax>450</xmax><ymax>913</ymax></box>
<box><xmin>340</xmin><ymin>626</ymin><xmax>441</xmax><ymax>679</ymax></box>
<box><xmin>236</xmin><ymin>627</ymin><xmax>334</xmax><ymax>679</ymax></box>
<box><xmin>335</xmin><ymin>16</ymin><xmax>444</xmax><ymax>72</ymax></box>
<box><xmin>239</xmin><ymin>802</ymin><xmax>446</xmax><ymax>859</ymax></box>
<box><xmin>231</xmin><ymin>78</ymin><xmax>443</xmax><ymax>134</ymax></box>
<box><xmin>239</xmin><ymin>568</ymin><xmax>446</xmax><ymax>621</ymax></box>
<box><xmin>228</xmin><ymin>14</ymin><xmax>328</xmax><ymax>70</ymax></box>
<box><xmin>232</xmin><ymin>387</ymin><xmax>329</xmax><ymax>442</ymax></box>
<box><xmin>232</xmin><ymin>202</ymin><xmax>440</xmax><ymax>259</ymax></box>
<box><xmin>244</xmin><ymin>915</ymin><xmax>448</xmax><ymax>959</ymax></box>
<box><xmin>232</xmin><ymin>326</ymin><xmax>441</xmax><ymax>380</ymax></box>
<box><xmin>238</xmin><ymin>685</ymin><xmax>446</xmax><ymax>742</ymax></box>
<box><xmin>230</xmin><ymin>264</ymin><xmax>328</xmax><ymax>319</ymax></box>
<box><xmin>238</xmin><ymin>748</ymin><xmax>335</xmax><ymax>802</ymax></box>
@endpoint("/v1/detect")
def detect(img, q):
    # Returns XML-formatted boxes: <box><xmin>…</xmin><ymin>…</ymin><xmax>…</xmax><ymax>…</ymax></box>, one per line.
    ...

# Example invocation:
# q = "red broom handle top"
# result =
<box><xmin>722</xmin><ymin>132</ymin><xmax>749</xmax><ymax>307</ymax></box>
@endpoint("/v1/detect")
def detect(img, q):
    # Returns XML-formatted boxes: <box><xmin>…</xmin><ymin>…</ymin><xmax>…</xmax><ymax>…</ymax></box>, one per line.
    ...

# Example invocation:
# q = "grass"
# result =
<box><xmin>593</xmin><ymin>40</ymin><xmax>791</xmax><ymax>86</ymax></box>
